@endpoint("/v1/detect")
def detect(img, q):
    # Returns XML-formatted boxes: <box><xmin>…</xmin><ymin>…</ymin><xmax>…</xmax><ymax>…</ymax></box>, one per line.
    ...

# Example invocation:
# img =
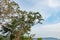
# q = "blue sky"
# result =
<box><xmin>14</xmin><ymin>0</ymin><xmax>60</xmax><ymax>38</ymax></box>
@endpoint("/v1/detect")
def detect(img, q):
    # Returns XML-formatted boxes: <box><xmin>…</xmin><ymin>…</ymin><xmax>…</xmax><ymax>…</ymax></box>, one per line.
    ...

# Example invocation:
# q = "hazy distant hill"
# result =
<box><xmin>33</xmin><ymin>37</ymin><xmax>60</xmax><ymax>40</ymax></box>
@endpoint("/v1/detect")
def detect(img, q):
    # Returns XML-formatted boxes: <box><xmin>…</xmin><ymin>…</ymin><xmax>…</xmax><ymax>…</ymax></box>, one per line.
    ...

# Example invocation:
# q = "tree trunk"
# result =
<box><xmin>13</xmin><ymin>31</ymin><xmax>21</xmax><ymax>40</ymax></box>
<box><xmin>13</xmin><ymin>27</ymin><xmax>23</xmax><ymax>40</ymax></box>
<box><xmin>13</xmin><ymin>25</ymin><xmax>24</xmax><ymax>40</ymax></box>
<box><xmin>15</xmin><ymin>31</ymin><xmax>20</xmax><ymax>40</ymax></box>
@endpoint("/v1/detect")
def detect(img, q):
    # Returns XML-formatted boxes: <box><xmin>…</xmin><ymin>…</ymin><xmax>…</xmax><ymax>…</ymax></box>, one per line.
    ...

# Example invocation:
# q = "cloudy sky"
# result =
<box><xmin>14</xmin><ymin>0</ymin><xmax>60</xmax><ymax>39</ymax></box>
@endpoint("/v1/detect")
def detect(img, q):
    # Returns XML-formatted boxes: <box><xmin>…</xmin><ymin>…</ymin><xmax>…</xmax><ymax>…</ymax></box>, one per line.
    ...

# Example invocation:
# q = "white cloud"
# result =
<box><xmin>31</xmin><ymin>23</ymin><xmax>60</xmax><ymax>38</ymax></box>
<box><xmin>48</xmin><ymin>0</ymin><xmax>60</xmax><ymax>8</ymax></box>
<box><xmin>32</xmin><ymin>0</ymin><xmax>60</xmax><ymax>19</ymax></box>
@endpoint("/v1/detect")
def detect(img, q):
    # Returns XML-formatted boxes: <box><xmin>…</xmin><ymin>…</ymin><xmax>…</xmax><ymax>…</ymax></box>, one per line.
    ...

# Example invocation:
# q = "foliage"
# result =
<box><xmin>0</xmin><ymin>0</ymin><xmax>43</xmax><ymax>40</ymax></box>
<box><xmin>0</xmin><ymin>35</ymin><xmax>4</xmax><ymax>40</ymax></box>
<box><xmin>20</xmin><ymin>35</ymin><xmax>32</xmax><ymax>40</ymax></box>
<box><xmin>38</xmin><ymin>38</ymin><xmax>42</xmax><ymax>40</ymax></box>
<box><xmin>0</xmin><ymin>35</ymin><xmax>9</xmax><ymax>40</ymax></box>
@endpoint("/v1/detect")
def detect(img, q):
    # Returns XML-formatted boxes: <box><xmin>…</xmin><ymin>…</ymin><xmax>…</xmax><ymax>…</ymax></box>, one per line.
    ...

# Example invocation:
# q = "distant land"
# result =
<box><xmin>33</xmin><ymin>37</ymin><xmax>60</xmax><ymax>40</ymax></box>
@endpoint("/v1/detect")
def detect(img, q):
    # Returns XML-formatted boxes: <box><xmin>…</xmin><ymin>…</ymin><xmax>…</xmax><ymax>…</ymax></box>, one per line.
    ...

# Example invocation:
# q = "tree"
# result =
<box><xmin>38</xmin><ymin>38</ymin><xmax>42</xmax><ymax>40</ymax></box>
<box><xmin>0</xmin><ymin>0</ymin><xmax>43</xmax><ymax>40</ymax></box>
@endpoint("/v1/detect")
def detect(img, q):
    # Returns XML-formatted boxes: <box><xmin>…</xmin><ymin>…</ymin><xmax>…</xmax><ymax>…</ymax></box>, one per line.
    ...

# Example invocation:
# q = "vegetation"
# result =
<box><xmin>0</xmin><ymin>0</ymin><xmax>43</xmax><ymax>40</ymax></box>
<box><xmin>38</xmin><ymin>38</ymin><xmax>42</xmax><ymax>40</ymax></box>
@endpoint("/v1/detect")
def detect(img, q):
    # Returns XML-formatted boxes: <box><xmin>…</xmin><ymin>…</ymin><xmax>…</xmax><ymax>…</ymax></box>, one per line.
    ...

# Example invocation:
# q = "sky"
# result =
<box><xmin>14</xmin><ymin>0</ymin><xmax>60</xmax><ymax>39</ymax></box>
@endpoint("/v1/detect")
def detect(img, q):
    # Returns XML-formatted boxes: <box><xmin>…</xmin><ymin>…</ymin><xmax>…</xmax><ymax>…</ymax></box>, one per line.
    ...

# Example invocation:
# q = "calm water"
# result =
<box><xmin>33</xmin><ymin>38</ymin><xmax>60</xmax><ymax>40</ymax></box>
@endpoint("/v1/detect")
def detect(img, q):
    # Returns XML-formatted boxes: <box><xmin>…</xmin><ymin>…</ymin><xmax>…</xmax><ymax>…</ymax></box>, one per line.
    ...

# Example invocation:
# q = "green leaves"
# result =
<box><xmin>38</xmin><ymin>38</ymin><xmax>42</xmax><ymax>40</ymax></box>
<box><xmin>10</xmin><ymin>33</ymin><xmax>15</xmax><ymax>40</ymax></box>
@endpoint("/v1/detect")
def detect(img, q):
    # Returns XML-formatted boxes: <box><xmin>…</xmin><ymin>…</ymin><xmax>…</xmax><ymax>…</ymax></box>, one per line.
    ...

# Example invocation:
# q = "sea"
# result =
<box><xmin>33</xmin><ymin>37</ymin><xmax>60</xmax><ymax>40</ymax></box>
